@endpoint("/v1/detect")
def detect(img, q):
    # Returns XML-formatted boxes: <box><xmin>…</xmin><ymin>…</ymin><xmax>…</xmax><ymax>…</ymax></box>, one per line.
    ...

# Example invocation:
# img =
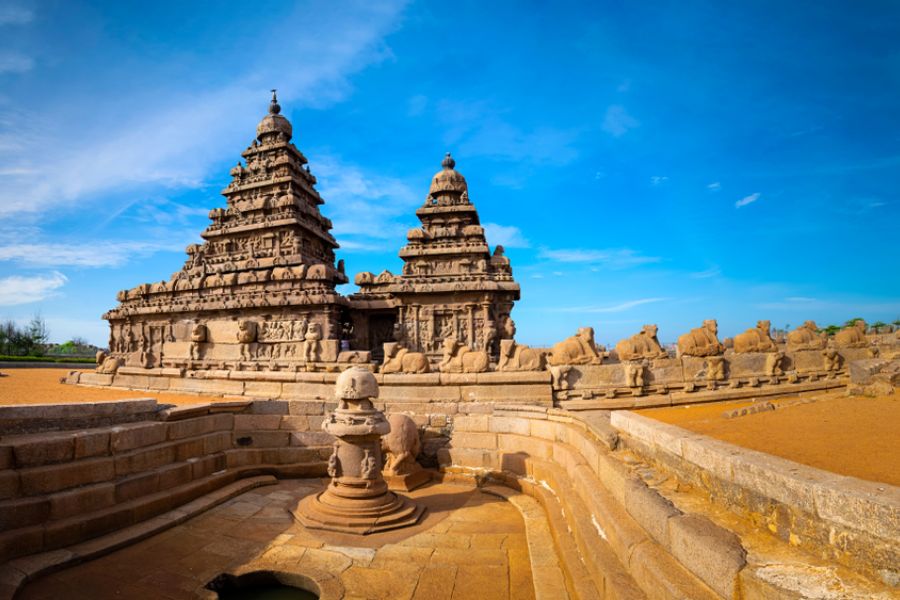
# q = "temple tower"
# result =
<box><xmin>351</xmin><ymin>154</ymin><xmax>520</xmax><ymax>361</ymax></box>
<box><xmin>103</xmin><ymin>92</ymin><xmax>350</xmax><ymax>371</ymax></box>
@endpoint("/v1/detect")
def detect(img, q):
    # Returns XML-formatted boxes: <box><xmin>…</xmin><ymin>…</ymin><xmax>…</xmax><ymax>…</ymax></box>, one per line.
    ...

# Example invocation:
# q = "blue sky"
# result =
<box><xmin>1</xmin><ymin>0</ymin><xmax>898</xmax><ymax>347</ymax></box>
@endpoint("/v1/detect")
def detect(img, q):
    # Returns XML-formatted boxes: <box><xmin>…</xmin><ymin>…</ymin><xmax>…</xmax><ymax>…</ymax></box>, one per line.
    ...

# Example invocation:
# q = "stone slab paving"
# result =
<box><xmin>18</xmin><ymin>479</ymin><xmax>536</xmax><ymax>600</ymax></box>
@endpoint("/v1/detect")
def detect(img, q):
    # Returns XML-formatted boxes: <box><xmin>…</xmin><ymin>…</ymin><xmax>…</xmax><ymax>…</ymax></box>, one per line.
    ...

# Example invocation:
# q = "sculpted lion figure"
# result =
<box><xmin>733</xmin><ymin>320</ymin><xmax>778</xmax><ymax>353</ymax></box>
<box><xmin>382</xmin><ymin>343</ymin><xmax>430</xmax><ymax>374</ymax></box>
<box><xmin>439</xmin><ymin>337</ymin><xmax>489</xmax><ymax>373</ymax></box>
<box><xmin>615</xmin><ymin>324</ymin><xmax>668</xmax><ymax>361</ymax></box>
<box><xmin>548</xmin><ymin>327</ymin><xmax>604</xmax><ymax>366</ymax></box>
<box><xmin>497</xmin><ymin>339</ymin><xmax>546</xmax><ymax>371</ymax></box>
<box><xmin>677</xmin><ymin>320</ymin><xmax>724</xmax><ymax>357</ymax></box>
<box><xmin>834</xmin><ymin>320</ymin><xmax>868</xmax><ymax>348</ymax></box>
<box><xmin>786</xmin><ymin>321</ymin><xmax>827</xmax><ymax>351</ymax></box>
<box><xmin>381</xmin><ymin>413</ymin><xmax>422</xmax><ymax>476</ymax></box>
<box><xmin>95</xmin><ymin>351</ymin><xmax>123</xmax><ymax>374</ymax></box>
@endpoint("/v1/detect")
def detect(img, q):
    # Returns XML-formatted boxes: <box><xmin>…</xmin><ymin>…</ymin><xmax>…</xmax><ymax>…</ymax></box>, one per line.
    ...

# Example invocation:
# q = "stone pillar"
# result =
<box><xmin>292</xmin><ymin>367</ymin><xmax>424</xmax><ymax>534</ymax></box>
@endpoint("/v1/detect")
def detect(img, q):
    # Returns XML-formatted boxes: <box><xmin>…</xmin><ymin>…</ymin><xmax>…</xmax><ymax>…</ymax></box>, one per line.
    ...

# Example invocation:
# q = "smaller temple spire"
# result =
<box><xmin>269</xmin><ymin>89</ymin><xmax>281</xmax><ymax>115</ymax></box>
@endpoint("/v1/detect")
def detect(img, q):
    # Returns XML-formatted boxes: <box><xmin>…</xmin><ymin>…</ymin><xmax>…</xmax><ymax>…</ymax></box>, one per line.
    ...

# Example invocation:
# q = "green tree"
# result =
<box><xmin>843</xmin><ymin>317</ymin><xmax>866</xmax><ymax>328</ymax></box>
<box><xmin>822</xmin><ymin>324</ymin><xmax>841</xmax><ymax>336</ymax></box>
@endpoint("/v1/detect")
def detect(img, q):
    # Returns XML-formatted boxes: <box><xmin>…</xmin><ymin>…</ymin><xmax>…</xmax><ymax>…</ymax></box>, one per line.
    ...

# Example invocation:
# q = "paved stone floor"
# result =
<box><xmin>19</xmin><ymin>479</ymin><xmax>536</xmax><ymax>600</ymax></box>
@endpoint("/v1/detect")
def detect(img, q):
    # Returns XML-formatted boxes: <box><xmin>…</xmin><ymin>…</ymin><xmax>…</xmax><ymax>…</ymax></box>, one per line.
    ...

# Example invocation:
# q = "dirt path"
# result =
<box><xmin>638</xmin><ymin>391</ymin><xmax>900</xmax><ymax>486</ymax></box>
<box><xmin>0</xmin><ymin>368</ymin><xmax>222</xmax><ymax>406</ymax></box>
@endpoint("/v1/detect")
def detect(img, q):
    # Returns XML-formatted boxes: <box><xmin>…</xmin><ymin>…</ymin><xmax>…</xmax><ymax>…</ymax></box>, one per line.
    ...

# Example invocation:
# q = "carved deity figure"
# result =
<box><xmin>237</xmin><ymin>320</ymin><xmax>258</xmax><ymax>361</ymax></box>
<box><xmin>191</xmin><ymin>323</ymin><xmax>209</xmax><ymax>360</ymax></box>
<box><xmin>482</xmin><ymin>320</ymin><xmax>498</xmax><ymax>354</ymax></box>
<box><xmin>822</xmin><ymin>348</ymin><xmax>841</xmax><ymax>375</ymax></box>
<box><xmin>624</xmin><ymin>362</ymin><xmax>646</xmax><ymax>388</ymax></box>
<box><xmin>327</xmin><ymin>442</ymin><xmax>341</xmax><ymax>478</ymax></box>
<box><xmin>548</xmin><ymin>327</ymin><xmax>604</xmax><ymax>366</ymax></box>
<box><xmin>497</xmin><ymin>339</ymin><xmax>545</xmax><ymax>372</ymax></box>
<box><xmin>615</xmin><ymin>324</ymin><xmax>668</xmax><ymax>361</ymax></box>
<box><xmin>705</xmin><ymin>356</ymin><xmax>726</xmax><ymax>384</ymax></box>
<box><xmin>765</xmin><ymin>351</ymin><xmax>785</xmax><ymax>377</ymax></box>
<box><xmin>733</xmin><ymin>320</ymin><xmax>778</xmax><ymax>353</ymax></box>
<box><xmin>677</xmin><ymin>320</ymin><xmax>724</xmax><ymax>357</ymax></box>
<box><xmin>360</xmin><ymin>448</ymin><xmax>378</xmax><ymax>481</ymax></box>
<box><xmin>786</xmin><ymin>321</ymin><xmax>827</xmax><ymax>351</ymax></box>
<box><xmin>303</xmin><ymin>322</ymin><xmax>322</xmax><ymax>363</ymax></box>
<box><xmin>382</xmin><ymin>342</ymin><xmax>430</xmax><ymax>374</ymax></box>
<box><xmin>439</xmin><ymin>337</ymin><xmax>490</xmax><ymax>373</ymax></box>
<box><xmin>834</xmin><ymin>320</ymin><xmax>868</xmax><ymax>348</ymax></box>
<box><xmin>381</xmin><ymin>414</ymin><xmax>422</xmax><ymax>476</ymax></box>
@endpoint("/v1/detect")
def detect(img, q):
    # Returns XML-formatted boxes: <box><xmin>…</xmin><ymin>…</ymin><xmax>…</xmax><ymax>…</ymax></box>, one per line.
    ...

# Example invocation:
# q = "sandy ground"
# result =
<box><xmin>638</xmin><ymin>391</ymin><xmax>900</xmax><ymax>486</ymax></box>
<box><xmin>0</xmin><ymin>368</ymin><xmax>222</xmax><ymax>406</ymax></box>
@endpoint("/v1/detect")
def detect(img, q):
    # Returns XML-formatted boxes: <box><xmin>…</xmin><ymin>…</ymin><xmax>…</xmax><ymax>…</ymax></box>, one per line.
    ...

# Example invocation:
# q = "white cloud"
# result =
<box><xmin>407</xmin><ymin>94</ymin><xmax>427</xmax><ymax>117</ymax></box>
<box><xmin>0</xmin><ymin>239</ymin><xmax>192</xmax><ymax>268</ymax></box>
<box><xmin>0</xmin><ymin>4</ymin><xmax>33</xmax><ymax>25</ymax></box>
<box><xmin>0</xmin><ymin>52</ymin><xmax>33</xmax><ymax>74</ymax></box>
<box><xmin>602</xmin><ymin>105</ymin><xmax>639</xmax><ymax>137</ymax></box>
<box><xmin>707</xmin><ymin>181</ymin><xmax>721</xmax><ymax>191</ymax></box>
<box><xmin>650</xmin><ymin>175</ymin><xmax>668</xmax><ymax>186</ymax></box>
<box><xmin>483</xmin><ymin>223</ymin><xmax>529</xmax><ymax>249</ymax></box>
<box><xmin>553</xmin><ymin>298</ymin><xmax>667</xmax><ymax>313</ymax></box>
<box><xmin>0</xmin><ymin>272</ymin><xmax>67</xmax><ymax>306</ymax></box>
<box><xmin>735</xmin><ymin>192</ymin><xmax>761</xmax><ymax>208</ymax></box>
<box><xmin>690</xmin><ymin>265</ymin><xmax>721</xmax><ymax>279</ymax></box>
<box><xmin>0</xmin><ymin>2</ymin><xmax>406</xmax><ymax>219</ymax></box>
<box><xmin>539</xmin><ymin>247</ymin><xmax>660</xmax><ymax>268</ymax></box>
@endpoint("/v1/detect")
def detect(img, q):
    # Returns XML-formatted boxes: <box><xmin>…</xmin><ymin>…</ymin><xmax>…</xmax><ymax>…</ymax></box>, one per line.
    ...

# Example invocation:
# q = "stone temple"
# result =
<box><xmin>1</xmin><ymin>94</ymin><xmax>898</xmax><ymax>600</ymax></box>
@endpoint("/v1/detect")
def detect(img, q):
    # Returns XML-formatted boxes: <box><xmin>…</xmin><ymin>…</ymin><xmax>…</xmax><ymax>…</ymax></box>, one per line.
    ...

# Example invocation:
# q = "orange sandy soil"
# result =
<box><xmin>0</xmin><ymin>368</ymin><xmax>221</xmax><ymax>406</ymax></box>
<box><xmin>637</xmin><ymin>391</ymin><xmax>900</xmax><ymax>487</ymax></box>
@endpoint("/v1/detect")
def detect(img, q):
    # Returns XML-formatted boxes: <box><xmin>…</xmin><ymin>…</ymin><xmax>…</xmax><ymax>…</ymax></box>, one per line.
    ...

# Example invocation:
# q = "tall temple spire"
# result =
<box><xmin>269</xmin><ymin>88</ymin><xmax>281</xmax><ymax>114</ymax></box>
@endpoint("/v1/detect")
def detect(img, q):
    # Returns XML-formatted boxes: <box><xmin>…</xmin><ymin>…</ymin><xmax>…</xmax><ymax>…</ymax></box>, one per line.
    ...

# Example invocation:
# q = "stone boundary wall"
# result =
<box><xmin>440</xmin><ymin>405</ymin><xmax>748</xmax><ymax>599</ymax></box>
<box><xmin>0</xmin><ymin>399</ymin><xmax>159</xmax><ymax>435</ymax></box>
<box><xmin>610</xmin><ymin>411</ymin><xmax>900</xmax><ymax>586</ymax></box>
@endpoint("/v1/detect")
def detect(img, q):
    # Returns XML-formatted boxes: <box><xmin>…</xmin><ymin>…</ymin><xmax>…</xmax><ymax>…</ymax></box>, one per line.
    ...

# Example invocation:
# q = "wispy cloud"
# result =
<box><xmin>735</xmin><ymin>192</ymin><xmax>761</xmax><ymax>208</ymax></box>
<box><xmin>539</xmin><ymin>247</ymin><xmax>660</xmax><ymax>268</ymax></box>
<box><xmin>0</xmin><ymin>239</ymin><xmax>192</xmax><ymax>268</ymax></box>
<box><xmin>0</xmin><ymin>52</ymin><xmax>33</xmax><ymax>74</ymax></box>
<box><xmin>407</xmin><ymin>94</ymin><xmax>427</xmax><ymax>117</ymax></box>
<box><xmin>707</xmin><ymin>181</ymin><xmax>721</xmax><ymax>191</ymax></box>
<box><xmin>602</xmin><ymin>105</ymin><xmax>639</xmax><ymax>137</ymax></box>
<box><xmin>483</xmin><ymin>223</ymin><xmax>529</xmax><ymax>249</ymax></box>
<box><xmin>650</xmin><ymin>175</ymin><xmax>668</xmax><ymax>186</ymax></box>
<box><xmin>690</xmin><ymin>265</ymin><xmax>721</xmax><ymax>279</ymax></box>
<box><xmin>0</xmin><ymin>272</ymin><xmax>67</xmax><ymax>306</ymax></box>
<box><xmin>553</xmin><ymin>297</ymin><xmax>667</xmax><ymax>313</ymax></box>
<box><xmin>0</xmin><ymin>4</ymin><xmax>33</xmax><ymax>25</ymax></box>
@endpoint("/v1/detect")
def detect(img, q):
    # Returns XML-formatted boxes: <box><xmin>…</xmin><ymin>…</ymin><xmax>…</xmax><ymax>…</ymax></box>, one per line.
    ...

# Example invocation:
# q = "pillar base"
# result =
<box><xmin>292</xmin><ymin>484</ymin><xmax>425</xmax><ymax>535</ymax></box>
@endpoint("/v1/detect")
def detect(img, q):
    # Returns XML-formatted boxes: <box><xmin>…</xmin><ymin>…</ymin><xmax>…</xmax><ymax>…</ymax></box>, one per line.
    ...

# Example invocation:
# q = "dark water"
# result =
<box><xmin>217</xmin><ymin>585</ymin><xmax>317</xmax><ymax>600</ymax></box>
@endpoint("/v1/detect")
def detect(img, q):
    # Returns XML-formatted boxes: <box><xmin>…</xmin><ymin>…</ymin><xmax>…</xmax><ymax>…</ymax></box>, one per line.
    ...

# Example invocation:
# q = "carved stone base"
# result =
<box><xmin>384</xmin><ymin>469</ymin><xmax>431</xmax><ymax>492</ymax></box>
<box><xmin>293</xmin><ymin>480</ymin><xmax>425</xmax><ymax>535</ymax></box>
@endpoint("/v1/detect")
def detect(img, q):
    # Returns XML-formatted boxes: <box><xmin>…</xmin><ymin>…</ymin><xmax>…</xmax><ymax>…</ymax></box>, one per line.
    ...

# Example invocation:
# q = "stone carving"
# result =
<box><xmin>624</xmin><ymin>362</ymin><xmax>645</xmax><ymax>388</ymax></box>
<box><xmin>190</xmin><ymin>323</ymin><xmax>207</xmax><ymax>361</ymax></box>
<box><xmin>95</xmin><ymin>351</ymin><xmax>122</xmax><ymax>374</ymax></box>
<box><xmin>677</xmin><ymin>320</ymin><xmax>724</xmax><ymax>357</ymax></box>
<box><xmin>497</xmin><ymin>339</ymin><xmax>545</xmax><ymax>371</ymax></box>
<box><xmin>765</xmin><ymin>351</ymin><xmax>785</xmax><ymax>377</ymax></box>
<box><xmin>615</xmin><ymin>325</ymin><xmax>667</xmax><ymax>361</ymax></box>
<box><xmin>439</xmin><ymin>337</ymin><xmax>490</xmax><ymax>373</ymax></box>
<box><xmin>823</xmin><ymin>348</ymin><xmax>842</xmax><ymax>374</ymax></box>
<box><xmin>786</xmin><ymin>321</ymin><xmax>827</xmax><ymax>351</ymax></box>
<box><xmin>733</xmin><ymin>320</ymin><xmax>778</xmax><ymax>353</ymax></box>
<box><xmin>382</xmin><ymin>413</ymin><xmax>421</xmax><ymax>476</ymax></box>
<box><xmin>237</xmin><ymin>320</ymin><xmax>258</xmax><ymax>361</ymax></box>
<box><xmin>548</xmin><ymin>327</ymin><xmax>604</xmax><ymax>366</ymax></box>
<box><xmin>303</xmin><ymin>322</ymin><xmax>322</xmax><ymax>363</ymax></box>
<box><xmin>834</xmin><ymin>320</ymin><xmax>868</xmax><ymax>348</ymax></box>
<box><xmin>382</xmin><ymin>342</ymin><xmax>430</xmax><ymax>374</ymax></box>
<box><xmin>705</xmin><ymin>356</ymin><xmax>726</xmax><ymax>388</ymax></box>
<box><xmin>292</xmin><ymin>367</ymin><xmax>424</xmax><ymax>534</ymax></box>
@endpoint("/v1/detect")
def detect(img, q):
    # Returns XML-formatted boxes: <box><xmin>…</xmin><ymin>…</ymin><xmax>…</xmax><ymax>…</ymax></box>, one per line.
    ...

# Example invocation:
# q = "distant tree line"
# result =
<box><xmin>0</xmin><ymin>314</ymin><xmax>100</xmax><ymax>358</ymax></box>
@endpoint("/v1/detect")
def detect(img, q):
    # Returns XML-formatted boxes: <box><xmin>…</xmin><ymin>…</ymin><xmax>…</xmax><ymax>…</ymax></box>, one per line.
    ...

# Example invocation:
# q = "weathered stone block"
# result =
<box><xmin>453</xmin><ymin>415</ymin><xmax>489</xmax><ymax>432</ymax></box>
<box><xmin>289</xmin><ymin>431</ymin><xmax>334</xmax><ymax>447</ymax></box>
<box><xmin>0</xmin><ymin>496</ymin><xmax>49</xmax><ymax>530</ymax></box>
<box><xmin>50</xmin><ymin>482</ymin><xmax>116</xmax><ymax>519</ymax></box>
<box><xmin>10</xmin><ymin>433</ymin><xmax>75</xmax><ymax>467</ymax></box>
<box><xmin>234</xmin><ymin>431</ymin><xmax>290</xmax><ymax>448</ymax></box>
<box><xmin>244</xmin><ymin>381</ymin><xmax>283</xmax><ymax>398</ymax></box>
<box><xmin>20</xmin><ymin>457</ymin><xmax>116</xmax><ymax>495</ymax></box>
<box><xmin>250</xmin><ymin>400</ymin><xmax>290</xmax><ymax>415</ymax></box>
<box><xmin>287</xmin><ymin>401</ymin><xmax>326</xmax><ymax>416</ymax></box>
<box><xmin>451</xmin><ymin>431</ymin><xmax>497</xmax><ymax>450</ymax></box>
<box><xmin>203</xmin><ymin>431</ymin><xmax>232</xmax><ymax>454</ymax></box>
<box><xmin>158</xmin><ymin>462</ymin><xmax>193</xmax><ymax>489</ymax></box>
<box><xmin>0</xmin><ymin>470</ymin><xmax>19</xmax><ymax>500</ymax></box>
<box><xmin>113</xmin><ymin>445</ymin><xmax>176</xmax><ymax>477</ymax></box>
<box><xmin>529</xmin><ymin>419</ymin><xmax>559</xmax><ymax>442</ymax></box>
<box><xmin>74</xmin><ymin>430</ymin><xmax>110</xmax><ymax>459</ymax></box>
<box><xmin>234</xmin><ymin>414</ymin><xmax>283</xmax><ymax>431</ymax></box>
<box><xmin>279</xmin><ymin>416</ymin><xmax>309</xmax><ymax>431</ymax></box>
<box><xmin>624</xmin><ymin>480</ymin><xmax>681</xmax><ymax>547</ymax></box>
<box><xmin>110</xmin><ymin>422</ymin><xmax>167</xmax><ymax>453</ymax></box>
<box><xmin>174</xmin><ymin>438</ymin><xmax>206</xmax><ymax>461</ymax></box>
<box><xmin>668</xmin><ymin>514</ymin><xmax>746</xmax><ymax>599</ymax></box>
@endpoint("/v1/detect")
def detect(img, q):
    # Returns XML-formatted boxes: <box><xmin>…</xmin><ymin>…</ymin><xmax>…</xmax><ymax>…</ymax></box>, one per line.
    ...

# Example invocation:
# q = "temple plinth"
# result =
<box><xmin>292</xmin><ymin>367</ymin><xmax>424</xmax><ymax>534</ymax></box>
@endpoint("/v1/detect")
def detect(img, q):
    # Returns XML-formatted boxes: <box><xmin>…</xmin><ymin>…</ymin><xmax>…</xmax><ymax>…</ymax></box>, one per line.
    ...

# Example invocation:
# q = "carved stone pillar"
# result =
<box><xmin>292</xmin><ymin>367</ymin><xmax>424</xmax><ymax>534</ymax></box>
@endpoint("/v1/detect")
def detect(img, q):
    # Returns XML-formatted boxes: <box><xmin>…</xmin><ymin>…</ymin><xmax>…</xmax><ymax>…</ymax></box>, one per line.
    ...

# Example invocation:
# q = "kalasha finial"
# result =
<box><xmin>441</xmin><ymin>152</ymin><xmax>455</xmax><ymax>170</ymax></box>
<box><xmin>269</xmin><ymin>89</ymin><xmax>281</xmax><ymax>115</ymax></box>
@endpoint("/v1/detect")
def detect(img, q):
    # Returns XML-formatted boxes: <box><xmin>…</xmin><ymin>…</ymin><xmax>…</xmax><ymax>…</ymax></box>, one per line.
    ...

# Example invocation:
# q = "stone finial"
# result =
<box><xmin>441</xmin><ymin>152</ymin><xmax>455</xmax><ymax>170</ymax></box>
<box><xmin>334</xmin><ymin>366</ymin><xmax>378</xmax><ymax>400</ymax></box>
<box><xmin>269</xmin><ymin>89</ymin><xmax>280</xmax><ymax>114</ymax></box>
